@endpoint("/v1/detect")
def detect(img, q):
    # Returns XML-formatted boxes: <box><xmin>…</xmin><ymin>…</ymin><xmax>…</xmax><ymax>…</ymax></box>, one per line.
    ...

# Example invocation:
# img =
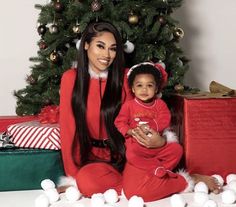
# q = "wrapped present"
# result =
<box><xmin>0</xmin><ymin>115</ymin><xmax>37</xmax><ymax>132</ymax></box>
<box><xmin>7</xmin><ymin>121</ymin><xmax>60</xmax><ymax>150</ymax></box>
<box><xmin>167</xmin><ymin>93</ymin><xmax>236</xmax><ymax>179</ymax></box>
<box><xmin>0</xmin><ymin>148</ymin><xmax>65</xmax><ymax>191</ymax></box>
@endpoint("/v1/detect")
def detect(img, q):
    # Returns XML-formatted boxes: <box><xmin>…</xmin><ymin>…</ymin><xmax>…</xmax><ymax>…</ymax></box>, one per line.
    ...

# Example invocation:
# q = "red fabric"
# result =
<box><xmin>0</xmin><ymin>116</ymin><xmax>37</xmax><ymax>132</ymax></box>
<box><xmin>115</xmin><ymin>98</ymin><xmax>171</xmax><ymax>136</ymax></box>
<box><xmin>170</xmin><ymin>96</ymin><xmax>236</xmax><ymax>180</ymax></box>
<box><xmin>115</xmin><ymin>97</ymin><xmax>172</xmax><ymax>171</ymax></box>
<box><xmin>76</xmin><ymin>162</ymin><xmax>122</xmax><ymax>197</ymax></box>
<box><xmin>123</xmin><ymin>144</ymin><xmax>187</xmax><ymax>202</ymax></box>
<box><xmin>59</xmin><ymin>68</ymin><xmax>132</xmax><ymax>177</ymax></box>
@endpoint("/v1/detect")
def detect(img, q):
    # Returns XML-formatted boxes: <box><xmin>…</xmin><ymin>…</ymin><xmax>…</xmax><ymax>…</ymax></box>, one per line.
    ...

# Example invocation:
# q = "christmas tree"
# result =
<box><xmin>14</xmin><ymin>0</ymin><xmax>188</xmax><ymax>116</ymax></box>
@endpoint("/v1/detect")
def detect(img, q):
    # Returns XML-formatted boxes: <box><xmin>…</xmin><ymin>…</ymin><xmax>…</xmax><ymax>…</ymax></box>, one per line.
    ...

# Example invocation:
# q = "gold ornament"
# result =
<box><xmin>174</xmin><ymin>84</ymin><xmax>184</xmax><ymax>93</ymax></box>
<box><xmin>49</xmin><ymin>24</ymin><xmax>59</xmax><ymax>34</ymax></box>
<box><xmin>128</xmin><ymin>13</ymin><xmax>139</xmax><ymax>25</ymax></box>
<box><xmin>174</xmin><ymin>27</ymin><xmax>184</xmax><ymax>39</ymax></box>
<box><xmin>72</xmin><ymin>24</ymin><xmax>80</xmax><ymax>34</ymax></box>
<box><xmin>49</xmin><ymin>50</ymin><xmax>60</xmax><ymax>63</ymax></box>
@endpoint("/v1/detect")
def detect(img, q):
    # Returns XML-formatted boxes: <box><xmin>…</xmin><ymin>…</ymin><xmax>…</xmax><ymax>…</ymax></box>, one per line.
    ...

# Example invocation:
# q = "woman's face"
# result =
<box><xmin>84</xmin><ymin>31</ymin><xmax>117</xmax><ymax>74</ymax></box>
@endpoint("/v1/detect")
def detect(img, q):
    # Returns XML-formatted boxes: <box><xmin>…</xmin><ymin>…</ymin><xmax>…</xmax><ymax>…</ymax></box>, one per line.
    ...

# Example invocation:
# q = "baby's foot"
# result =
<box><xmin>191</xmin><ymin>174</ymin><xmax>223</xmax><ymax>194</ymax></box>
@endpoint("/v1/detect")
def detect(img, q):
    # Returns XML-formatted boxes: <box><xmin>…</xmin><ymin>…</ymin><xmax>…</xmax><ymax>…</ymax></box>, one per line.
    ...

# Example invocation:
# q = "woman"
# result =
<box><xmin>59</xmin><ymin>21</ymin><xmax>222</xmax><ymax>201</ymax></box>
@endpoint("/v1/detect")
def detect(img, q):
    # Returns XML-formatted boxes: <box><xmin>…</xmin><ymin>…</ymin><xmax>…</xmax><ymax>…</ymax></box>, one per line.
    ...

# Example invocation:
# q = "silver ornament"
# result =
<box><xmin>124</xmin><ymin>40</ymin><xmax>135</xmax><ymax>53</ymax></box>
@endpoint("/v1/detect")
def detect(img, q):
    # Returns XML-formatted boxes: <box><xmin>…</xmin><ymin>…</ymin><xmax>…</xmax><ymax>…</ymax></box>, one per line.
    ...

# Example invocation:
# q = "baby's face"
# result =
<box><xmin>132</xmin><ymin>74</ymin><xmax>158</xmax><ymax>103</ymax></box>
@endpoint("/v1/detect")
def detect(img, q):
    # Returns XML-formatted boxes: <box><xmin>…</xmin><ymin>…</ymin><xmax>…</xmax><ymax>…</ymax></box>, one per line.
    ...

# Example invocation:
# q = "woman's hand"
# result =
<box><xmin>131</xmin><ymin>126</ymin><xmax>166</xmax><ymax>148</ymax></box>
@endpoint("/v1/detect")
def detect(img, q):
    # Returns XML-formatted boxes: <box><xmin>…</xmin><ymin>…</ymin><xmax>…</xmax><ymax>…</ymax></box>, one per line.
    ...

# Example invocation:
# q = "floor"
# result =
<box><xmin>0</xmin><ymin>190</ymin><xmax>234</xmax><ymax>207</ymax></box>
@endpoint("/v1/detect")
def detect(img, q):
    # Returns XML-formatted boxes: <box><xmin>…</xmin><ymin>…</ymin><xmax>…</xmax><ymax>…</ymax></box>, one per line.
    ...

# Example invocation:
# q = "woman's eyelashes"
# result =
<box><xmin>96</xmin><ymin>43</ymin><xmax>117</xmax><ymax>52</ymax></box>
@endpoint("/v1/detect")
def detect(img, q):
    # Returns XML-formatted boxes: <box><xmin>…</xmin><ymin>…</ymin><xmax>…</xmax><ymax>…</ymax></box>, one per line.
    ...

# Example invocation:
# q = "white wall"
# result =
<box><xmin>0</xmin><ymin>0</ymin><xmax>236</xmax><ymax>115</ymax></box>
<box><xmin>174</xmin><ymin>0</ymin><xmax>236</xmax><ymax>90</ymax></box>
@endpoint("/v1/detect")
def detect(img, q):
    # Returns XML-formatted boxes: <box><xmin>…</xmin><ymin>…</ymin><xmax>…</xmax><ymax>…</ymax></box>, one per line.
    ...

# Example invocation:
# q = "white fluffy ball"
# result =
<box><xmin>124</xmin><ymin>40</ymin><xmax>135</xmax><ymax>53</ymax></box>
<box><xmin>193</xmin><ymin>192</ymin><xmax>209</xmax><ymax>205</ymax></box>
<box><xmin>228</xmin><ymin>180</ymin><xmax>236</xmax><ymax>192</ymax></box>
<box><xmin>203</xmin><ymin>199</ymin><xmax>218</xmax><ymax>207</ymax></box>
<box><xmin>221</xmin><ymin>189</ymin><xmax>236</xmax><ymax>204</ymax></box>
<box><xmin>91</xmin><ymin>193</ymin><xmax>105</xmax><ymax>207</ymax></box>
<box><xmin>44</xmin><ymin>188</ymin><xmax>60</xmax><ymax>204</ymax></box>
<box><xmin>212</xmin><ymin>174</ymin><xmax>224</xmax><ymax>186</ymax></box>
<box><xmin>170</xmin><ymin>194</ymin><xmax>186</xmax><ymax>207</ymax></box>
<box><xmin>128</xmin><ymin>195</ymin><xmax>144</xmax><ymax>207</ymax></box>
<box><xmin>103</xmin><ymin>189</ymin><xmax>119</xmax><ymax>204</ymax></box>
<box><xmin>65</xmin><ymin>186</ymin><xmax>81</xmax><ymax>202</ymax></box>
<box><xmin>41</xmin><ymin>179</ymin><xmax>56</xmax><ymax>191</ymax></box>
<box><xmin>226</xmin><ymin>174</ymin><xmax>236</xmax><ymax>184</ymax></box>
<box><xmin>194</xmin><ymin>181</ymin><xmax>209</xmax><ymax>194</ymax></box>
<box><xmin>35</xmin><ymin>194</ymin><xmax>49</xmax><ymax>207</ymax></box>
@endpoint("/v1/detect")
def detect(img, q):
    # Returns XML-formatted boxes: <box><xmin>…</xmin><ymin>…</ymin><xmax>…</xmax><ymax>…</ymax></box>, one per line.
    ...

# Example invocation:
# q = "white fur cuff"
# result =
<box><xmin>163</xmin><ymin>129</ymin><xmax>179</xmax><ymax>143</ymax></box>
<box><xmin>57</xmin><ymin>176</ymin><xmax>77</xmax><ymax>188</ymax></box>
<box><xmin>177</xmin><ymin>169</ymin><xmax>194</xmax><ymax>193</ymax></box>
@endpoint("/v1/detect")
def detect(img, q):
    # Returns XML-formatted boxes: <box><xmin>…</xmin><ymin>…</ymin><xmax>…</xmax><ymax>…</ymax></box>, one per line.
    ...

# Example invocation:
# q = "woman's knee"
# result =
<box><xmin>76</xmin><ymin>163</ymin><xmax>122</xmax><ymax>197</ymax></box>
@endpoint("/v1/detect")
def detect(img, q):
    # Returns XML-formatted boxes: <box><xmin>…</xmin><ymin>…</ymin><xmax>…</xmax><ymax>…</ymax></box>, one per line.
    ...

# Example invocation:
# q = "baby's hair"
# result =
<box><xmin>128</xmin><ymin>64</ymin><xmax>162</xmax><ymax>91</ymax></box>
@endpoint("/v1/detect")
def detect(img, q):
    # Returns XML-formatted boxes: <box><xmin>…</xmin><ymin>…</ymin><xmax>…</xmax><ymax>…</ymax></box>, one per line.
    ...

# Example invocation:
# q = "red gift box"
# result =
<box><xmin>0</xmin><ymin>116</ymin><xmax>37</xmax><ymax>132</ymax></box>
<box><xmin>7</xmin><ymin>121</ymin><xmax>61</xmax><ymax>150</ymax></box>
<box><xmin>168</xmin><ymin>94</ymin><xmax>236</xmax><ymax>180</ymax></box>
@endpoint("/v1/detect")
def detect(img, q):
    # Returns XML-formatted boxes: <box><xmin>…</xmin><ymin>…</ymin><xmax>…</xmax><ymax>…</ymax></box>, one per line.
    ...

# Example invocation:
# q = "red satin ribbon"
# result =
<box><xmin>38</xmin><ymin>105</ymin><xmax>59</xmax><ymax>124</ymax></box>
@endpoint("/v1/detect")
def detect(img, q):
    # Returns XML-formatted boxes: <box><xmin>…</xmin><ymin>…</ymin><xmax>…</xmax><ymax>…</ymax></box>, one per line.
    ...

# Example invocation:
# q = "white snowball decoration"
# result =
<box><xmin>212</xmin><ymin>174</ymin><xmax>224</xmax><ymax>186</ymax></box>
<box><xmin>44</xmin><ymin>188</ymin><xmax>60</xmax><ymax>204</ymax></box>
<box><xmin>41</xmin><ymin>179</ymin><xmax>56</xmax><ymax>191</ymax></box>
<box><xmin>194</xmin><ymin>181</ymin><xmax>209</xmax><ymax>194</ymax></box>
<box><xmin>228</xmin><ymin>180</ymin><xmax>236</xmax><ymax>192</ymax></box>
<box><xmin>91</xmin><ymin>193</ymin><xmax>105</xmax><ymax>207</ymax></box>
<box><xmin>193</xmin><ymin>192</ymin><xmax>209</xmax><ymax>205</ymax></box>
<box><xmin>103</xmin><ymin>189</ymin><xmax>119</xmax><ymax>204</ymax></box>
<box><xmin>35</xmin><ymin>194</ymin><xmax>49</xmax><ymax>207</ymax></box>
<box><xmin>128</xmin><ymin>195</ymin><xmax>144</xmax><ymax>207</ymax></box>
<box><xmin>203</xmin><ymin>199</ymin><xmax>218</xmax><ymax>207</ymax></box>
<box><xmin>65</xmin><ymin>186</ymin><xmax>81</xmax><ymax>202</ymax></box>
<box><xmin>170</xmin><ymin>194</ymin><xmax>186</xmax><ymax>207</ymax></box>
<box><xmin>221</xmin><ymin>189</ymin><xmax>236</xmax><ymax>204</ymax></box>
<box><xmin>76</xmin><ymin>39</ymin><xmax>81</xmax><ymax>50</ymax></box>
<box><xmin>124</xmin><ymin>40</ymin><xmax>135</xmax><ymax>53</ymax></box>
<box><xmin>226</xmin><ymin>174</ymin><xmax>236</xmax><ymax>184</ymax></box>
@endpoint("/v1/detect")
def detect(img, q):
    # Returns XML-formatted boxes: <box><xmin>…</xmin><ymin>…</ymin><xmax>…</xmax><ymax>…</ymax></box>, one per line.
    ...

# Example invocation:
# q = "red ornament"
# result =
<box><xmin>39</xmin><ymin>40</ymin><xmax>47</xmax><ymax>50</ymax></box>
<box><xmin>54</xmin><ymin>0</ymin><xmax>64</xmax><ymax>12</ymax></box>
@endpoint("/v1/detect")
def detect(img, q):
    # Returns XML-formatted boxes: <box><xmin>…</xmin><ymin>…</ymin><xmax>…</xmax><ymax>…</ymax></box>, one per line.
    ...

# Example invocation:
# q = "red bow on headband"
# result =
<box><xmin>154</xmin><ymin>63</ymin><xmax>168</xmax><ymax>89</ymax></box>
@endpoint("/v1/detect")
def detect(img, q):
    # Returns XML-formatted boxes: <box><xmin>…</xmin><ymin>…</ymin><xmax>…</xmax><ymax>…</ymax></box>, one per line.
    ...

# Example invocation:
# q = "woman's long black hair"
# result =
<box><xmin>71</xmin><ymin>21</ymin><xmax>126</xmax><ymax>171</ymax></box>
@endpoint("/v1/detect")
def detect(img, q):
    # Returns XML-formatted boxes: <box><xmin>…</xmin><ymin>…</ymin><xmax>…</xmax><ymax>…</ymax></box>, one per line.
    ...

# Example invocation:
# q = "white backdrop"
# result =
<box><xmin>0</xmin><ymin>0</ymin><xmax>236</xmax><ymax>115</ymax></box>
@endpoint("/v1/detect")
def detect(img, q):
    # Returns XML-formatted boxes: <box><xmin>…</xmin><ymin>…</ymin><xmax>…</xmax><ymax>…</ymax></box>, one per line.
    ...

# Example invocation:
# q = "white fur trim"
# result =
<box><xmin>57</xmin><ymin>176</ymin><xmax>77</xmax><ymax>188</ymax></box>
<box><xmin>163</xmin><ymin>129</ymin><xmax>179</xmax><ymax>143</ymax></box>
<box><xmin>177</xmin><ymin>169</ymin><xmax>194</xmax><ymax>193</ymax></box>
<box><xmin>88</xmin><ymin>67</ymin><xmax>108</xmax><ymax>79</ymax></box>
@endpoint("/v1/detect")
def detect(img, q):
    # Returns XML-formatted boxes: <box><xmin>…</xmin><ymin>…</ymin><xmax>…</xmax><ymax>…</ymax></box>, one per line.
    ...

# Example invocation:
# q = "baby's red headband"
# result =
<box><xmin>127</xmin><ymin>62</ymin><xmax>168</xmax><ymax>89</ymax></box>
